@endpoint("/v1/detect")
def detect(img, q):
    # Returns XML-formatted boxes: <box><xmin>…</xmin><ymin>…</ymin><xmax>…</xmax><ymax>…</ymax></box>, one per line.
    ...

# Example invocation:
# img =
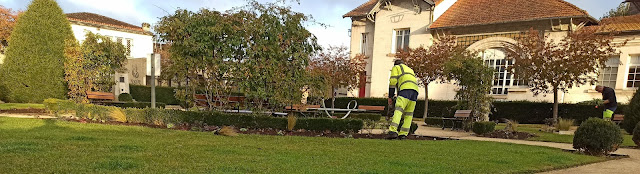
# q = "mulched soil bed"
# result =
<box><xmin>0</xmin><ymin>108</ymin><xmax>47</xmax><ymax>114</ymax></box>
<box><xmin>481</xmin><ymin>129</ymin><xmax>538</xmax><ymax>140</ymax></box>
<box><xmin>62</xmin><ymin>118</ymin><xmax>450</xmax><ymax>141</ymax></box>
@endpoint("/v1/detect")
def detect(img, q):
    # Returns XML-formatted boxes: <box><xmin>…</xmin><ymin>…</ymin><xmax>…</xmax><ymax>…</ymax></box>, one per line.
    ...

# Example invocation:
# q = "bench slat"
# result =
<box><xmin>358</xmin><ymin>105</ymin><xmax>385</xmax><ymax>111</ymax></box>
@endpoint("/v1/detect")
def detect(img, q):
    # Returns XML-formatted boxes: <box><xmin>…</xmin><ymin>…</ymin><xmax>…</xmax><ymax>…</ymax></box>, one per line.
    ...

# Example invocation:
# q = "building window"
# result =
<box><xmin>628</xmin><ymin>55</ymin><xmax>640</xmax><ymax>88</ymax></box>
<box><xmin>483</xmin><ymin>48</ymin><xmax>525</xmax><ymax>95</ymax></box>
<box><xmin>393</xmin><ymin>29</ymin><xmax>410</xmax><ymax>53</ymax></box>
<box><xmin>126</xmin><ymin>39</ymin><xmax>132</xmax><ymax>56</ymax></box>
<box><xmin>598</xmin><ymin>56</ymin><xmax>620</xmax><ymax>88</ymax></box>
<box><xmin>117</xmin><ymin>37</ymin><xmax>123</xmax><ymax>45</ymax></box>
<box><xmin>361</xmin><ymin>33</ymin><xmax>368</xmax><ymax>54</ymax></box>
<box><xmin>119</xmin><ymin>76</ymin><xmax>125</xmax><ymax>83</ymax></box>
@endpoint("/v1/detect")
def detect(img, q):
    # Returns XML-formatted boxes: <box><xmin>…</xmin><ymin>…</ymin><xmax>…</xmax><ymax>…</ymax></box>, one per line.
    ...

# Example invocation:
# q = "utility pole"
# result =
<box><xmin>151</xmin><ymin>53</ymin><xmax>156</xmax><ymax>108</ymax></box>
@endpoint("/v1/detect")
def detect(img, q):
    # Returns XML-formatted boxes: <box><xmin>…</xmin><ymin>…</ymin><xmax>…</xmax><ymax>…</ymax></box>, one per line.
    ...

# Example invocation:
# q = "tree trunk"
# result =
<box><xmin>423</xmin><ymin>84</ymin><xmax>429</xmax><ymax>119</ymax></box>
<box><xmin>553</xmin><ymin>86</ymin><xmax>559</xmax><ymax>124</ymax></box>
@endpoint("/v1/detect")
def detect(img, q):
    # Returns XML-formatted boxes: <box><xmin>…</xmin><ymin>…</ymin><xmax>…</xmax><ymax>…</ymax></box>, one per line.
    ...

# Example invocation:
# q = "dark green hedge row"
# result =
<box><xmin>325</xmin><ymin>97</ymin><xmax>457</xmax><ymax>118</ymax></box>
<box><xmin>103</xmin><ymin>102</ymin><xmax>166</xmax><ymax>109</ymax></box>
<box><xmin>129</xmin><ymin>85</ymin><xmax>180</xmax><ymax>105</ymax></box>
<box><xmin>125</xmin><ymin>109</ymin><xmax>364</xmax><ymax>133</ymax></box>
<box><xmin>348</xmin><ymin>113</ymin><xmax>383</xmax><ymax>121</ymax></box>
<box><xmin>329</xmin><ymin>97</ymin><xmax>627</xmax><ymax>124</ymax></box>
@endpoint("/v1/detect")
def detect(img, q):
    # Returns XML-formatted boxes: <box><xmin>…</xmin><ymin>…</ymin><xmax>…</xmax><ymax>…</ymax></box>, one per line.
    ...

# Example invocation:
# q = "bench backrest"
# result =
<box><xmin>86</xmin><ymin>91</ymin><xmax>115</xmax><ymax>100</ymax></box>
<box><xmin>358</xmin><ymin>105</ymin><xmax>385</xmax><ymax>111</ymax></box>
<box><xmin>285</xmin><ymin>105</ymin><xmax>320</xmax><ymax>111</ymax></box>
<box><xmin>613</xmin><ymin>114</ymin><xmax>624</xmax><ymax>121</ymax></box>
<box><xmin>454</xmin><ymin>110</ymin><xmax>472</xmax><ymax>118</ymax></box>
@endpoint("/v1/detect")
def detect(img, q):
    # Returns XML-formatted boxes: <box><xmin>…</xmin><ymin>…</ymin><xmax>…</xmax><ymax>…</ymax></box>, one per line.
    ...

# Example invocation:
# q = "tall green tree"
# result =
<box><xmin>64</xmin><ymin>32</ymin><xmax>126</xmax><ymax>103</ymax></box>
<box><xmin>622</xmin><ymin>87</ymin><xmax>640</xmax><ymax>134</ymax></box>
<box><xmin>0</xmin><ymin>0</ymin><xmax>75</xmax><ymax>103</ymax></box>
<box><xmin>444</xmin><ymin>50</ymin><xmax>494</xmax><ymax>121</ymax></box>
<box><xmin>602</xmin><ymin>3</ymin><xmax>631</xmax><ymax>19</ymax></box>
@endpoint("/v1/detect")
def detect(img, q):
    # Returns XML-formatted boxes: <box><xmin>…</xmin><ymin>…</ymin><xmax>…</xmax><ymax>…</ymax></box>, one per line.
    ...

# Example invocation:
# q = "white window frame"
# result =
<box><xmin>598</xmin><ymin>56</ymin><xmax>620</xmax><ymax>88</ymax></box>
<box><xmin>391</xmin><ymin>29</ymin><xmax>410</xmax><ymax>53</ymax></box>
<box><xmin>627</xmin><ymin>55</ymin><xmax>640</xmax><ymax>88</ymax></box>
<box><xmin>360</xmin><ymin>33</ymin><xmax>368</xmax><ymax>54</ymax></box>
<box><xmin>126</xmin><ymin>39</ymin><xmax>133</xmax><ymax>57</ymax></box>
<box><xmin>482</xmin><ymin>48</ymin><xmax>525</xmax><ymax>95</ymax></box>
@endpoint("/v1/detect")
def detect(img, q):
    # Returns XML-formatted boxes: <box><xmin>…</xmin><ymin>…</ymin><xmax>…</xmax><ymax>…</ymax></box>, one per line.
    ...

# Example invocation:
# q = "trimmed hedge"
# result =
<box><xmin>0</xmin><ymin>0</ymin><xmax>74</xmax><ymax>103</ymax></box>
<box><xmin>622</xmin><ymin>87</ymin><xmax>640</xmax><ymax>134</ymax></box>
<box><xmin>45</xmin><ymin>98</ymin><xmax>363</xmax><ymax>133</ymax></box>
<box><xmin>129</xmin><ymin>85</ymin><xmax>180</xmax><ymax>105</ymax></box>
<box><xmin>472</xmin><ymin>121</ymin><xmax>496</xmax><ymax>135</ymax></box>
<box><xmin>118</xmin><ymin>93</ymin><xmax>133</xmax><ymax>102</ymax></box>
<box><xmin>329</xmin><ymin>97</ymin><xmax>626</xmax><ymax>124</ymax></box>
<box><xmin>348</xmin><ymin>113</ymin><xmax>382</xmax><ymax>122</ymax></box>
<box><xmin>573</xmin><ymin>118</ymin><xmax>624</xmax><ymax>156</ymax></box>
<box><xmin>104</xmin><ymin>102</ymin><xmax>166</xmax><ymax>109</ymax></box>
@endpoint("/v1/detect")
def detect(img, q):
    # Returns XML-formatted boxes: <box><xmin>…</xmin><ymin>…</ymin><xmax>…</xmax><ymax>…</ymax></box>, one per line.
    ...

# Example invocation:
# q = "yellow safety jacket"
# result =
<box><xmin>389</xmin><ymin>64</ymin><xmax>419</xmax><ymax>94</ymax></box>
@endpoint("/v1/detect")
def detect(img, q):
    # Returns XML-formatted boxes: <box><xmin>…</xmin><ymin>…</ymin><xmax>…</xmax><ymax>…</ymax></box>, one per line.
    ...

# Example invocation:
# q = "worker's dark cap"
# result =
<box><xmin>394</xmin><ymin>59</ymin><xmax>403</xmax><ymax>65</ymax></box>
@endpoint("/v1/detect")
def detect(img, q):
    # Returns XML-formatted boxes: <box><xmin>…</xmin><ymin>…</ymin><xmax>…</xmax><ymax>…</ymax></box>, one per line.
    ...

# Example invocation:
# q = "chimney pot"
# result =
<box><xmin>142</xmin><ymin>23</ymin><xmax>150</xmax><ymax>32</ymax></box>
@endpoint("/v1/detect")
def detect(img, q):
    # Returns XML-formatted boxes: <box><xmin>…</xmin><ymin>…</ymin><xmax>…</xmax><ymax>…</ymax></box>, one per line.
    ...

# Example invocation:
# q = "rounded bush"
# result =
<box><xmin>622</xmin><ymin>87</ymin><xmax>640</xmax><ymax>134</ymax></box>
<box><xmin>573</xmin><ymin>118</ymin><xmax>623</xmax><ymax>156</ymax></box>
<box><xmin>118</xmin><ymin>93</ymin><xmax>133</xmax><ymax>102</ymax></box>
<box><xmin>472</xmin><ymin>121</ymin><xmax>496</xmax><ymax>135</ymax></box>
<box><xmin>633</xmin><ymin>122</ymin><xmax>640</xmax><ymax>147</ymax></box>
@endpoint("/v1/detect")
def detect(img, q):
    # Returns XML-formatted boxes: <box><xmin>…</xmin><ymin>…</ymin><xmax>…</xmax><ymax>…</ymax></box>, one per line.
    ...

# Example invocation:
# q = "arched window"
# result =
<box><xmin>482</xmin><ymin>48</ymin><xmax>525</xmax><ymax>95</ymax></box>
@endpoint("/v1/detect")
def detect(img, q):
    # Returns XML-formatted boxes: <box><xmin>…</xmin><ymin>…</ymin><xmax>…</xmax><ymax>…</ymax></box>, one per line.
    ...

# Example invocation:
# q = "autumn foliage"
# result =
<box><xmin>308</xmin><ymin>46</ymin><xmax>367</xmax><ymax>101</ymax></box>
<box><xmin>504</xmin><ymin>27</ymin><xmax>625</xmax><ymax>121</ymax></box>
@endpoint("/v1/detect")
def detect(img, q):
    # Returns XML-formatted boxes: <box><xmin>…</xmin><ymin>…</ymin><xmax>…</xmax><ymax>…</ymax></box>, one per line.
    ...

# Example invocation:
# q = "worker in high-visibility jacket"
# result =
<box><xmin>387</xmin><ymin>59</ymin><xmax>419</xmax><ymax>140</ymax></box>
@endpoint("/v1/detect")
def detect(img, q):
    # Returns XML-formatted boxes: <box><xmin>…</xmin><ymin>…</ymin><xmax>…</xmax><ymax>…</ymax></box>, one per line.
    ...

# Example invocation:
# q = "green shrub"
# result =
<box><xmin>348</xmin><ymin>113</ymin><xmax>382</xmax><ymax>122</ymax></box>
<box><xmin>573</xmin><ymin>118</ymin><xmax>623</xmax><ymax>156</ymax></box>
<box><xmin>118</xmin><ymin>93</ymin><xmax>133</xmax><ymax>102</ymax></box>
<box><xmin>0</xmin><ymin>0</ymin><xmax>74</xmax><ymax>103</ymax></box>
<box><xmin>556</xmin><ymin>118</ymin><xmax>574</xmax><ymax>131</ymax></box>
<box><xmin>622</xmin><ymin>87</ymin><xmax>640</xmax><ymax>134</ymax></box>
<box><xmin>472</xmin><ymin>121</ymin><xmax>496</xmax><ymax>135</ymax></box>
<box><xmin>43</xmin><ymin>98</ymin><xmax>76</xmax><ymax>116</ymax></box>
<box><xmin>104</xmin><ymin>102</ymin><xmax>166</xmax><ymax>109</ymax></box>
<box><xmin>129</xmin><ymin>85</ymin><xmax>180</xmax><ymax>105</ymax></box>
<box><xmin>633</xmin><ymin>122</ymin><xmax>640</xmax><ymax>147</ymax></box>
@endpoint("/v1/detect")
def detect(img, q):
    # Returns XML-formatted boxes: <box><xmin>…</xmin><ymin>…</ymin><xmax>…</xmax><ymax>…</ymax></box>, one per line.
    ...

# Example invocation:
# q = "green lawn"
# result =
<box><xmin>0</xmin><ymin>117</ymin><xmax>605</xmax><ymax>173</ymax></box>
<box><xmin>0</xmin><ymin>103</ymin><xmax>44</xmax><ymax>110</ymax></box>
<box><xmin>496</xmin><ymin>124</ymin><xmax>636</xmax><ymax>147</ymax></box>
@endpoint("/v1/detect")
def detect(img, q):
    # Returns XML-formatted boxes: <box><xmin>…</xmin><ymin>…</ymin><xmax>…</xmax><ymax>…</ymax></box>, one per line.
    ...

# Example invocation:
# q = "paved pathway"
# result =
<box><xmin>411</xmin><ymin>122</ymin><xmax>640</xmax><ymax>174</ymax></box>
<box><xmin>0</xmin><ymin>113</ymin><xmax>57</xmax><ymax>119</ymax></box>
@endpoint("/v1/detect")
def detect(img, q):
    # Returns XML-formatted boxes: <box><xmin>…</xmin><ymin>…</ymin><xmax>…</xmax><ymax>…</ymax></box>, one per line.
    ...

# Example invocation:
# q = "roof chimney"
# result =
<box><xmin>142</xmin><ymin>22</ymin><xmax>150</xmax><ymax>32</ymax></box>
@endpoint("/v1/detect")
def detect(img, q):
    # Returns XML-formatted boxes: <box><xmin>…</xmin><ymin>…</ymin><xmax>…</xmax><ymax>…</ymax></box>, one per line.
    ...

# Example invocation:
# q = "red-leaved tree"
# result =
<box><xmin>504</xmin><ymin>28</ymin><xmax>625</xmax><ymax>122</ymax></box>
<box><xmin>0</xmin><ymin>6</ymin><xmax>20</xmax><ymax>53</ymax></box>
<box><xmin>395</xmin><ymin>35</ymin><xmax>460</xmax><ymax>118</ymax></box>
<box><xmin>308</xmin><ymin>46</ymin><xmax>367</xmax><ymax>108</ymax></box>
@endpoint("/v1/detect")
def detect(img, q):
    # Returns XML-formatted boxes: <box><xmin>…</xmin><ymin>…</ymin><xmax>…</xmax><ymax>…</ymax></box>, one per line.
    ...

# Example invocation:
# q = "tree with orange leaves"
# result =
<box><xmin>308</xmin><ymin>46</ymin><xmax>367</xmax><ymax>108</ymax></box>
<box><xmin>503</xmin><ymin>28</ymin><xmax>626</xmax><ymax>123</ymax></box>
<box><xmin>0</xmin><ymin>5</ymin><xmax>19</xmax><ymax>54</ymax></box>
<box><xmin>395</xmin><ymin>36</ymin><xmax>460</xmax><ymax>118</ymax></box>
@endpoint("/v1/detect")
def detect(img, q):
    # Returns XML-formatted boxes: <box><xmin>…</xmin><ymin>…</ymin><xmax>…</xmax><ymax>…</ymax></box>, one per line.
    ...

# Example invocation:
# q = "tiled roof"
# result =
<box><xmin>66</xmin><ymin>12</ymin><xmax>144</xmax><ymax>32</ymax></box>
<box><xmin>430</xmin><ymin>0</ymin><xmax>594</xmax><ymax>29</ymax></box>
<box><xmin>343</xmin><ymin>0</ymin><xmax>378</xmax><ymax>18</ymax></box>
<box><xmin>597</xmin><ymin>14</ymin><xmax>640</xmax><ymax>33</ymax></box>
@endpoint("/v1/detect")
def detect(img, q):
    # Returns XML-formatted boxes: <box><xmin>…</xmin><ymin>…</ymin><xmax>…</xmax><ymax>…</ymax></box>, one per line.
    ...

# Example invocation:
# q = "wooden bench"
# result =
<box><xmin>440</xmin><ymin>110</ymin><xmax>473</xmax><ymax>130</ymax></box>
<box><xmin>194</xmin><ymin>95</ymin><xmax>245</xmax><ymax>108</ymax></box>
<box><xmin>613</xmin><ymin>114</ymin><xmax>624</xmax><ymax>125</ymax></box>
<box><xmin>358</xmin><ymin>105</ymin><xmax>385</xmax><ymax>114</ymax></box>
<box><xmin>87</xmin><ymin>91</ymin><xmax>115</xmax><ymax>102</ymax></box>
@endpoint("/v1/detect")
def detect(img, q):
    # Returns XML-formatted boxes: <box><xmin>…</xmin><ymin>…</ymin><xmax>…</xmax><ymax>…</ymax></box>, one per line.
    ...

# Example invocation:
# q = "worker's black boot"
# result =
<box><xmin>398</xmin><ymin>135</ymin><xmax>407</xmax><ymax>140</ymax></box>
<box><xmin>386</xmin><ymin>132</ymin><xmax>398</xmax><ymax>140</ymax></box>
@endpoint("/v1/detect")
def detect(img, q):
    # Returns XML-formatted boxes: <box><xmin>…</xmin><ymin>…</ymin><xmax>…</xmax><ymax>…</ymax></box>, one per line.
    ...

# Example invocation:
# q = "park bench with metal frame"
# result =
<box><xmin>440</xmin><ymin>110</ymin><xmax>473</xmax><ymax>130</ymax></box>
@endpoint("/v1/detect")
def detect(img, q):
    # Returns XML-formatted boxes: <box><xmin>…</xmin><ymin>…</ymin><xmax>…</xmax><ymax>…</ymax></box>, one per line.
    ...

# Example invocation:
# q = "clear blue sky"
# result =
<box><xmin>0</xmin><ymin>0</ymin><xmax>625</xmax><ymax>48</ymax></box>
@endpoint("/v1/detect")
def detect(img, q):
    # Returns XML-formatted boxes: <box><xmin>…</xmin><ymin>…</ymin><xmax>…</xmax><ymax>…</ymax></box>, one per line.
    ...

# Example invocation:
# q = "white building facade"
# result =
<box><xmin>344</xmin><ymin>0</ymin><xmax>639</xmax><ymax>104</ymax></box>
<box><xmin>67</xmin><ymin>12</ymin><xmax>158</xmax><ymax>97</ymax></box>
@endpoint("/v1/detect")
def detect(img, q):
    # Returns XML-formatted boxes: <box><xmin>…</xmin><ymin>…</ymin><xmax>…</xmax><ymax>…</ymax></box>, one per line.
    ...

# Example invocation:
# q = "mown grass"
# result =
<box><xmin>495</xmin><ymin>124</ymin><xmax>636</xmax><ymax>147</ymax></box>
<box><xmin>0</xmin><ymin>117</ymin><xmax>605</xmax><ymax>173</ymax></box>
<box><xmin>0</xmin><ymin>103</ymin><xmax>44</xmax><ymax>110</ymax></box>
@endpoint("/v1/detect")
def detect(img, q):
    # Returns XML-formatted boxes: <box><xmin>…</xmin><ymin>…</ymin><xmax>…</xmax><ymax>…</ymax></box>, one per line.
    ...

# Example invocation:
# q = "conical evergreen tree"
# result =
<box><xmin>623</xmin><ymin>87</ymin><xmax>640</xmax><ymax>134</ymax></box>
<box><xmin>0</xmin><ymin>0</ymin><xmax>75</xmax><ymax>103</ymax></box>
